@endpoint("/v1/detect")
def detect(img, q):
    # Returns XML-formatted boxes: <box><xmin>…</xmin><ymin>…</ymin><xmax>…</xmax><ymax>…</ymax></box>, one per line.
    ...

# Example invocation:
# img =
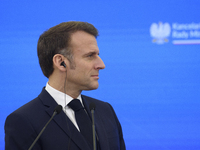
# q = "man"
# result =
<box><xmin>5</xmin><ymin>21</ymin><xmax>126</xmax><ymax>150</ymax></box>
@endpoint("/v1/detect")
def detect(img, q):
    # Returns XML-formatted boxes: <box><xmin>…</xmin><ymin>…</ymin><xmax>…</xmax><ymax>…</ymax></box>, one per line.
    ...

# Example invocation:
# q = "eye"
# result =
<box><xmin>87</xmin><ymin>52</ymin><xmax>95</xmax><ymax>58</ymax></box>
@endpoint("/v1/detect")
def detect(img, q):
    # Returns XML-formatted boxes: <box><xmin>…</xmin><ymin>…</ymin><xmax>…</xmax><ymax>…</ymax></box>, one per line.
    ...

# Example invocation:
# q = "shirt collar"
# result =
<box><xmin>45</xmin><ymin>82</ymin><xmax>82</xmax><ymax>109</ymax></box>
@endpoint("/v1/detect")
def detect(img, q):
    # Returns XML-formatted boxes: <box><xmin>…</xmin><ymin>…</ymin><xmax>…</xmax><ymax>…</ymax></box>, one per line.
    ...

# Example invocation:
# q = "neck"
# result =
<box><xmin>48</xmin><ymin>78</ymin><xmax>82</xmax><ymax>99</ymax></box>
<box><xmin>65</xmin><ymin>88</ymin><xmax>82</xmax><ymax>99</ymax></box>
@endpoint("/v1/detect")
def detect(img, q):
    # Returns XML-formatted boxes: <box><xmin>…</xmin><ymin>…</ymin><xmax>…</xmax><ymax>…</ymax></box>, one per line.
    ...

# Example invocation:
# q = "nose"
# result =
<box><xmin>95</xmin><ymin>56</ymin><xmax>105</xmax><ymax>70</ymax></box>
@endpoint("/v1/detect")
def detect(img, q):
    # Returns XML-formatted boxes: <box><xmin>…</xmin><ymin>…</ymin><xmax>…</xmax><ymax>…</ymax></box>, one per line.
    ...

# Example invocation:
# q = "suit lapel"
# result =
<box><xmin>94</xmin><ymin>110</ymin><xmax>110</xmax><ymax>149</ymax></box>
<box><xmin>53</xmin><ymin>110</ymin><xmax>91</xmax><ymax>150</ymax></box>
<box><xmin>39</xmin><ymin>88</ymin><xmax>91</xmax><ymax>150</ymax></box>
<box><xmin>82</xmin><ymin>96</ymin><xmax>110</xmax><ymax>150</ymax></box>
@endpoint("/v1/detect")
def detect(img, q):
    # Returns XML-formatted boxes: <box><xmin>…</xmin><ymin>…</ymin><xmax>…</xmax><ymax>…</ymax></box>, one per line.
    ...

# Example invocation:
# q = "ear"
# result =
<box><xmin>52</xmin><ymin>54</ymin><xmax>67</xmax><ymax>71</ymax></box>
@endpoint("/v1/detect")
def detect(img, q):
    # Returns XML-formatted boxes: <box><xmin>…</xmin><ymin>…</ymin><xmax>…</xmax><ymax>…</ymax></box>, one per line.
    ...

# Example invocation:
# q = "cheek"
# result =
<box><xmin>77</xmin><ymin>62</ymin><xmax>93</xmax><ymax>73</ymax></box>
<box><xmin>70</xmin><ymin>67</ymin><xmax>88</xmax><ymax>79</ymax></box>
<box><xmin>71</xmin><ymin>60</ymin><xmax>94</xmax><ymax>78</ymax></box>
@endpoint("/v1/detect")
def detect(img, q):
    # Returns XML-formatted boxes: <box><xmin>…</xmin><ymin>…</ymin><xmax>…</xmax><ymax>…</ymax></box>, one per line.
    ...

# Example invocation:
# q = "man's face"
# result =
<box><xmin>66</xmin><ymin>31</ymin><xmax>105</xmax><ymax>92</ymax></box>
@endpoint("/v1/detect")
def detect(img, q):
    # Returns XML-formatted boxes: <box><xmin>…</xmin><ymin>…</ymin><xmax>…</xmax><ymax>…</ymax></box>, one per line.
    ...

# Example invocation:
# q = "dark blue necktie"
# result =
<box><xmin>68</xmin><ymin>99</ymin><xmax>93</xmax><ymax>149</ymax></box>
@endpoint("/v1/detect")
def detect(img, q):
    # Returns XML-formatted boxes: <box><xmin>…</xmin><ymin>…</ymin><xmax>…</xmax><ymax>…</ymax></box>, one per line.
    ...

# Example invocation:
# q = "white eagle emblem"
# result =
<box><xmin>150</xmin><ymin>22</ymin><xmax>171</xmax><ymax>44</ymax></box>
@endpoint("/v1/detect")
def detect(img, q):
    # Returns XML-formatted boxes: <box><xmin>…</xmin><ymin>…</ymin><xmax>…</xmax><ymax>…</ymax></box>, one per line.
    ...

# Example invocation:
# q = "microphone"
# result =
<box><xmin>89</xmin><ymin>103</ymin><xmax>96</xmax><ymax>150</ymax></box>
<box><xmin>28</xmin><ymin>105</ymin><xmax>62</xmax><ymax>150</ymax></box>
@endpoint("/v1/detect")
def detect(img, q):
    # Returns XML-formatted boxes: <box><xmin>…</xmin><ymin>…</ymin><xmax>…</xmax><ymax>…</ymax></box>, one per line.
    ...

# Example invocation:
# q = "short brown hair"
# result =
<box><xmin>37</xmin><ymin>21</ymin><xmax>99</xmax><ymax>78</ymax></box>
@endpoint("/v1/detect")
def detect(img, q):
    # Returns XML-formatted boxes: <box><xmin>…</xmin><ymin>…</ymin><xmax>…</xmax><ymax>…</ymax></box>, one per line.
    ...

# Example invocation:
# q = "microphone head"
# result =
<box><xmin>89</xmin><ymin>102</ymin><xmax>96</xmax><ymax>111</ymax></box>
<box><xmin>54</xmin><ymin>105</ymin><xmax>62</xmax><ymax>114</ymax></box>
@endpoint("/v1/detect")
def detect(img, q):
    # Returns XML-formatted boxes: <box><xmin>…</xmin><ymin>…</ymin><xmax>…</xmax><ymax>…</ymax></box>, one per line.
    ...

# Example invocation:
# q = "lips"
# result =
<box><xmin>91</xmin><ymin>75</ymin><xmax>99</xmax><ymax>79</ymax></box>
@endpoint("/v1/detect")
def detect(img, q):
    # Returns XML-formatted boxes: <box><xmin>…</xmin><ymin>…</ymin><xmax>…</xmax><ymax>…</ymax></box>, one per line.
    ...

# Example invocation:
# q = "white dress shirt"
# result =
<box><xmin>45</xmin><ymin>82</ymin><xmax>83</xmax><ymax>131</ymax></box>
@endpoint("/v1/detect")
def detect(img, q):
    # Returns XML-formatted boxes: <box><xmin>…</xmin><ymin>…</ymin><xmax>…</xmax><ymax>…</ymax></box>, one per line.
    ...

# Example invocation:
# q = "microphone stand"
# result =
<box><xmin>28</xmin><ymin>105</ymin><xmax>62</xmax><ymax>150</ymax></box>
<box><xmin>91</xmin><ymin>109</ymin><xmax>96</xmax><ymax>150</ymax></box>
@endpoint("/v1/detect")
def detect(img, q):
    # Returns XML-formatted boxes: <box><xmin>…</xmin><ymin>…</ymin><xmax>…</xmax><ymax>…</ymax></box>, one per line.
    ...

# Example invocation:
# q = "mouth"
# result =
<box><xmin>91</xmin><ymin>75</ymin><xmax>99</xmax><ymax>79</ymax></box>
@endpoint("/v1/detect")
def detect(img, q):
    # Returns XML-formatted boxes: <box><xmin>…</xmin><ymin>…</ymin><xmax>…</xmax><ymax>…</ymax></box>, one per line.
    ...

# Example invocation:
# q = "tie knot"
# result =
<box><xmin>68</xmin><ymin>99</ymin><xmax>84</xmax><ymax>112</ymax></box>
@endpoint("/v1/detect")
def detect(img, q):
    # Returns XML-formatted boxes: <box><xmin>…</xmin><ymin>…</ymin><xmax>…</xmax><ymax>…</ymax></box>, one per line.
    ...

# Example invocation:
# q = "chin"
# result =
<box><xmin>84</xmin><ymin>84</ymin><xmax>99</xmax><ymax>91</ymax></box>
<box><xmin>92</xmin><ymin>84</ymin><xmax>99</xmax><ymax>90</ymax></box>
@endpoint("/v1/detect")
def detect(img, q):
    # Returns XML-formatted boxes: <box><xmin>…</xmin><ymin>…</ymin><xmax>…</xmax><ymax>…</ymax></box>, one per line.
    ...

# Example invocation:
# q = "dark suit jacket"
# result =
<box><xmin>5</xmin><ymin>88</ymin><xmax>126</xmax><ymax>150</ymax></box>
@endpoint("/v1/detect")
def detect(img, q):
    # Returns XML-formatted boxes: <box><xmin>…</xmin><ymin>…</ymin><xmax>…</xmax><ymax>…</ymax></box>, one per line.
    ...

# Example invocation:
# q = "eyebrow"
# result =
<box><xmin>84</xmin><ymin>51</ymin><xmax>99</xmax><ymax>56</ymax></box>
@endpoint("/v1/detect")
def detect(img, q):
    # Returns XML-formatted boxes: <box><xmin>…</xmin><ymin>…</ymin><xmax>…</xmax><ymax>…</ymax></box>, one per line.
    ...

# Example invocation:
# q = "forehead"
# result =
<box><xmin>70</xmin><ymin>31</ymin><xmax>97</xmax><ymax>46</ymax></box>
<box><xmin>70</xmin><ymin>31</ymin><xmax>99</xmax><ymax>53</ymax></box>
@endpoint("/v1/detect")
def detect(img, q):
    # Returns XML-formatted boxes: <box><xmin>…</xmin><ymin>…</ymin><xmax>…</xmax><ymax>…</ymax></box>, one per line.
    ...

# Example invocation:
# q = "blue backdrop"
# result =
<box><xmin>1</xmin><ymin>0</ymin><xmax>200</xmax><ymax>149</ymax></box>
